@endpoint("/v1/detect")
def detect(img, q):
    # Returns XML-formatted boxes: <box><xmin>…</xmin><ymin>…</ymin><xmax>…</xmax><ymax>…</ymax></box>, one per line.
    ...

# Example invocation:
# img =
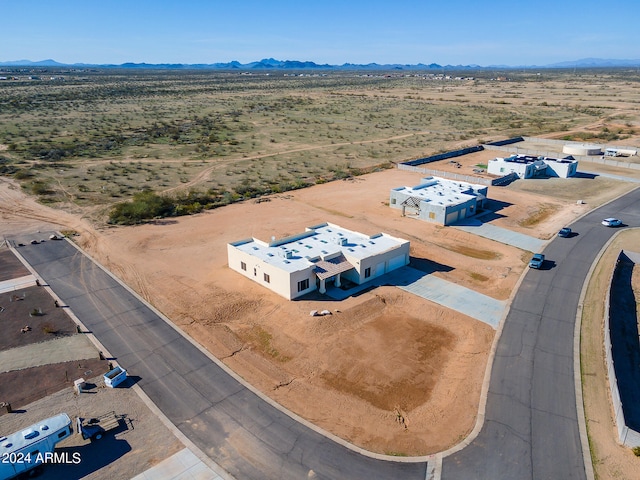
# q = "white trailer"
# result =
<box><xmin>0</xmin><ymin>413</ymin><xmax>72</xmax><ymax>480</ymax></box>
<box><xmin>103</xmin><ymin>366</ymin><xmax>127</xmax><ymax>388</ymax></box>
<box><xmin>605</xmin><ymin>147</ymin><xmax>638</xmax><ymax>157</ymax></box>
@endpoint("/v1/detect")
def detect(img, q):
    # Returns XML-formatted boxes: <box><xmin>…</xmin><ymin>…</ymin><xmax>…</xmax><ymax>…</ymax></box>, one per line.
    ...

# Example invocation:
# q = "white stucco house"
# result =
<box><xmin>487</xmin><ymin>154</ymin><xmax>578</xmax><ymax>179</ymax></box>
<box><xmin>227</xmin><ymin>223</ymin><xmax>410</xmax><ymax>300</ymax></box>
<box><xmin>389</xmin><ymin>176</ymin><xmax>488</xmax><ymax>226</ymax></box>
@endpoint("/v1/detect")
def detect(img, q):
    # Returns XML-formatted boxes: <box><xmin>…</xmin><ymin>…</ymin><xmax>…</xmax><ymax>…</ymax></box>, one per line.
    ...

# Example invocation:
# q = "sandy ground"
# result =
<box><xmin>72</xmin><ymin>167</ymin><xmax>582</xmax><ymax>455</ymax></box>
<box><xmin>0</xmin><ymin>156</ymin><xmax>635</xmax><ymax>459</ymax></box>
<box><xmin>0</xmin><ymin>375</ymin><xmax>182</xmax><ymax>480</ymax></box>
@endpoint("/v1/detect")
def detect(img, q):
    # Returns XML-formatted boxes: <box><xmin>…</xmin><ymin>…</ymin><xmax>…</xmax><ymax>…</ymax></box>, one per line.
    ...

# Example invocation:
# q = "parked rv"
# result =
<box><xmin>0</xmin><ymin>413</ymin><xmax>72</xmax><ymax>480</ymax></box>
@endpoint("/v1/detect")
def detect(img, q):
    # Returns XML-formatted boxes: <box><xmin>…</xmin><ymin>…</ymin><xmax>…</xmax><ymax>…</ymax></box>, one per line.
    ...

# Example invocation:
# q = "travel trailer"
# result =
<box><xmin>0</xmin><ymin>413</ymin><xmax>72</xmax><ymax>480</ymax></box>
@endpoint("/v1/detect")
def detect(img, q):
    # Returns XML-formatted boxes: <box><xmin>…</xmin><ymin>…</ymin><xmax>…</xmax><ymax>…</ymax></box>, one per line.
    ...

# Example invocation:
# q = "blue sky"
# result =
<box><xmin>2</xmin><ymin>0</ymin><xmax>638</xmax><ymax>66</ymax></box>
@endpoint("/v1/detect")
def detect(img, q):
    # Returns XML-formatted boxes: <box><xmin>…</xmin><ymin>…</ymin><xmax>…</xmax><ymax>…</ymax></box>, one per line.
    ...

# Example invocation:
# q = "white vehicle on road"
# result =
<box><xmin>602</xmin><ymin>217</ymin><xmax>622</xmax><ymax>227</ymax></box>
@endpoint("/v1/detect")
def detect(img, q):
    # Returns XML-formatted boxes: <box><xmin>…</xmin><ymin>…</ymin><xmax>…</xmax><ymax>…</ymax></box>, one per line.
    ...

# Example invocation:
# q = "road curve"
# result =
<box><xmin>13</xmin><ymin>239</ymin><xmax>428</xmax><ymax>480</ymax></box>
<box><xmin>11</xmin><ymin>186</ymin><xmax>640</xmax><ymax>479</ymax></box>
<box><xmin>443</xmin><ymin>186</ymin><xmax>640</xmax><ymax>480</ymax></box>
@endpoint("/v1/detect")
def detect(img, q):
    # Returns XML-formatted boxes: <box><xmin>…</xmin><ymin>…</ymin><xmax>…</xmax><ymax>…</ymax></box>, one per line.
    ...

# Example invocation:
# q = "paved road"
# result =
<box><xmin>12</xmin><ymin>186</ymin><xmax>640</xmax><ymax>480</ymax></box>
<box><xmin>14</xmin><ymin>240</ymin><xmax>428</xmax><ymax>480</ymax></box>
<box><xmin>443</xmin><ymin>186</ymin><xmax>640</xmax><ymax>480</ymax></box>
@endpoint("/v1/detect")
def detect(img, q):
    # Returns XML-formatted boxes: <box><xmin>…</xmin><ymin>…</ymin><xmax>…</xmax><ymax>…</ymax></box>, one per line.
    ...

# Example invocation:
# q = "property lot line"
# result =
<box><xmin>0</xmin><ymin>274</ymin><xmax>36</xmax><ymax>293</ymax></box>
<box><xmin>0</xmin><ymin>334</ymin><xmax>98</xmax><ymax>372</ymax></box>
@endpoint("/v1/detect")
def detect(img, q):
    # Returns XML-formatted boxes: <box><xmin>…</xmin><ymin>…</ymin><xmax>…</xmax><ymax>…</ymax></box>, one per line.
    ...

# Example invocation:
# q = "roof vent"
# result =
<box><xmin>22</xmin><ymin>429</ymin><xmax>39</xmax><ymax>440</ymax></box>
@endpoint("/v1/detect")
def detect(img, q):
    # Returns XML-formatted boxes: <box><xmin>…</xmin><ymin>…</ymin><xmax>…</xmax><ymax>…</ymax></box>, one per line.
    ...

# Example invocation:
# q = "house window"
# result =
<box><xmin>500</xmin><ymin>167</ymin><xmax>504</xmax><ymax>173</ymax></box>
<box><xmin>253</xmin><ymin>267</ymin><xmax>257</xmax><ymax>276</ymax></box>
<box><xmin>429</xmin><ymin>212</ymin><xmax>436</xmax><ymax>219</ymax></box>
<box><xmin>264</xmin><ymin>273</ymin><xmax>270</xmax><ymax>283</ymax></box>
<box><xmin>241</xmin><ymin>261</ymin><xmax>246</xmax><ymax>271</ymax></box>
<box><xmin>391</xmin><ymin>198</ymin><xmax>396</xmax><ymax>205</ymax></box>
<box><xmin>364</xmin><ymin>267</ymin><xmax>371</xmax><ymax>278</ymax></box>
<box><xmin>297</xmin><ymin>278</ymin><xmax>309</xmax><ymax>292</ymax></box>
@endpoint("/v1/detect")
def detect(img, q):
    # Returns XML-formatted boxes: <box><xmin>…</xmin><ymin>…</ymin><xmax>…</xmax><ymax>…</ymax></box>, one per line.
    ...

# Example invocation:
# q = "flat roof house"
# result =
<box><xmin>228</xmin><ymin>223</ymin><xmax>410</xmax><ymax>300</ymax></box>
<box><xmin>487</xmin><ymin>154</ymin><xmax>578</xmax><ymax>179</ymax></box>
<box><xmin>390</xmin><ymin>176</ymin><xmax>488</xmax><ymax>226</ymax></box>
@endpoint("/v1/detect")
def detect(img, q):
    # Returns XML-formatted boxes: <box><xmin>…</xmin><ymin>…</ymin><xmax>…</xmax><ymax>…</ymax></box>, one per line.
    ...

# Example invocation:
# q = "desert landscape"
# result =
<box><xmin>1</xmin><ymin>69</ymin><xmax>640</xmax><ymax>475</ymax></box>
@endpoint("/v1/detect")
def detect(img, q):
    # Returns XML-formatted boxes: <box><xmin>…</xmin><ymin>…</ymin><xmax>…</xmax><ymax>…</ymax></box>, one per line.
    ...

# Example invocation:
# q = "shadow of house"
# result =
<box><xmin>473</xmin><ymin>198</ymin><xmax>513</xmax><ymax>223</ymax></box>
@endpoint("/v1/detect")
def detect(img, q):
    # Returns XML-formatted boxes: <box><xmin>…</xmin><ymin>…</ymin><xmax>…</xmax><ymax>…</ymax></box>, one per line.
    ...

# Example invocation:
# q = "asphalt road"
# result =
<box><xmin>443</xmin><ymin>186</ymin><xmax>640</xmax><ymax>480</ymax></box>
<box><xmin>14</xmin><ymin>239</ymin><xmax>427</xmax><ymax>480</ymax></box>
<box><xmin>12</xmin><ymin>185</ymin><xmax>640</xmax><ymax>480</ymax></box>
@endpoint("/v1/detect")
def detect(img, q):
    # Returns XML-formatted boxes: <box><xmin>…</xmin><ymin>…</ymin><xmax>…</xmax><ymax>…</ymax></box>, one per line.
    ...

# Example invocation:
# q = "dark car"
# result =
<box><xmin>529</xmin><ymin>253</ymin><xmax>545</xmax><ymax>269</ymax></box>
<box><xmin>558</xmin><ymin>227</ymin><xmax>572</xmax><ymax>237</ymax></box>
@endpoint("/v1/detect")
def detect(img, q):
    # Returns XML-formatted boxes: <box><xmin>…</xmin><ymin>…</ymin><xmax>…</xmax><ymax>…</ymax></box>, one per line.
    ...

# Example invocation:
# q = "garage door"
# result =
<box><xmin>445</xmin><ymin>211</ymin><xmax>459</xmax><ymax>225</ymax></box>
<box><xmin>387</xmin><ymin>254</ymin><xmax>406</xmax><ymax>272</ymax></box>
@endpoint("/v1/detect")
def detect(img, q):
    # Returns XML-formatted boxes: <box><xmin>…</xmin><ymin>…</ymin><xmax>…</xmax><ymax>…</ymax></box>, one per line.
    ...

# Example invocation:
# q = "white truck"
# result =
<box><xmin>0</xmin><ymin>413</ymin><xmax>72</xmax><ymax>480</ymax></box>
<box><xmin>605</xmin><ymin>147</ymin><xmax>638</xmax><ymax>157</ymax></box>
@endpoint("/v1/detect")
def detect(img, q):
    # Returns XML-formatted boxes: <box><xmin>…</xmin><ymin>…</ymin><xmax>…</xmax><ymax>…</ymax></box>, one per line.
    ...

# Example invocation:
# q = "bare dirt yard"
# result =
<box><xmin>0</xmin><ymin>375</ymin><xmax>183</xmax><ymax>480</ymax></box>
<box><xmin>61</xmin><ymin>166</ymin><xmax>605</xmax><ymax>456</ymax></box>
<box><xmin>1</xmin><ymin>156</ymin><xmax>637</xmax><ymax>459</ymax></box>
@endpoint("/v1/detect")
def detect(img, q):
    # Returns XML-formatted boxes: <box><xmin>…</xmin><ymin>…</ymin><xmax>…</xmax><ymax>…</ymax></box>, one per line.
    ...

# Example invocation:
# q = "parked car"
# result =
<box><xmin>602</xmin><ymin>217</ymin><xmax>622</xmax><ymax>227</ymax></box>
<box><xmin>529</xmin><ymin>253</ymin><xmax>545</xmax><ymax>269</ymax></box>
<box><xmin>558</xmin><ymin>227</ymin><xmax>572</xmax><ymax>237</ymax></box>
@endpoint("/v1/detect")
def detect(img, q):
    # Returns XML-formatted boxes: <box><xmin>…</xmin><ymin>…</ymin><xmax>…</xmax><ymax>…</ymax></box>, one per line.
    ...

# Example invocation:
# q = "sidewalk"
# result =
<box><xmin>0</xmin><ymin>334</ymin><xmax>98</xmax><ymax>372</ymax></box>
<box><xmin>453</xmin><ymin>218</ymin><xmax>546</xmax><ymax>252</ymax></box>
<box><xmin>131</xmin><ymin>448</ymin><xmax>224</xmax><ymax>480</ymax></box>
<box><xmin>0</xmin><ymin>274</ymin><xmax>37</xmax><ymax>294</ymax></box>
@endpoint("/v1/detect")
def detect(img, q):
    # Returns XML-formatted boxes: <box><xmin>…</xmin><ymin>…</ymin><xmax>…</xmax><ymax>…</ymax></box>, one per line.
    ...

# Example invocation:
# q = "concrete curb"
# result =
<box><xmin>8</xmin><ymin>239</ymin><xmax>233</xmax><ymax>480</ymax></box>
<box><xmin>572</xmin><ymin>185</ymin><xmax>640</xmax><ymax>480</ymax></box>
<box><xmin>55</xmin><ymin>235</ymin><xmax>438</xmax><ymax>469</ymax></box>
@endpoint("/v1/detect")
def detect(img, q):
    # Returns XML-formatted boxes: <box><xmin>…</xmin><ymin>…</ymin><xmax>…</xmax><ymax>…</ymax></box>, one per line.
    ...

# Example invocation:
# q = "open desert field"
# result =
<box><xmin>1</xmin><ymin>68</ymin><xmax>639</xmax><ymax>219</ymax></box>
<box><xmin>1</xmin><ymin>69</ymin><xmax>640</xmax><ymax>462</ymax></box>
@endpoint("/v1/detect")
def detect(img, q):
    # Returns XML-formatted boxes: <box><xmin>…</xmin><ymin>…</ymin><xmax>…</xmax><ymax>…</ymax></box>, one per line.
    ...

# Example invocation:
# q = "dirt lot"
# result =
<box><xmin>0</xmin><ymin>149</ymin><xmax>637</xmax><ymax>460</ymax></box>
<box><xmin>0</xmin><ymin>359</ymin><xmax>108</xmax><ymax>409</ymax></box>
<box><xmin>0</xmin><ymin>376</ymin><xmax>182</xmax><ymax>480</ymax></box>
<box><xmin>66</xmin><ymin>166</ymin><xmax>596</xmax><ymax>456</ymax></box>
<box><xmin>0</xmin><ymin>285</ymin><xmax>78</xmax><ymax>351</ymax></box>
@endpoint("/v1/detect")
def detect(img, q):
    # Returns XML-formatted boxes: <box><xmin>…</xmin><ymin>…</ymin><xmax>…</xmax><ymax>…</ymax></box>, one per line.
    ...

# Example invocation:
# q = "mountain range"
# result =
<box><xmin>1</xmin><ymin>57</ymin><xmax>640</xmax><ymax>70</ymax></box>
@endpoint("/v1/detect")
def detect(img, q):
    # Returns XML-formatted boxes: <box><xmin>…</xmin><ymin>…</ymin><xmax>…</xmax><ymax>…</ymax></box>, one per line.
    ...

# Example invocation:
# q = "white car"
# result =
<box><xmin>602</xmin><ymin>217</ymin><xmax>622</xmax><ymax>227</ymax></box>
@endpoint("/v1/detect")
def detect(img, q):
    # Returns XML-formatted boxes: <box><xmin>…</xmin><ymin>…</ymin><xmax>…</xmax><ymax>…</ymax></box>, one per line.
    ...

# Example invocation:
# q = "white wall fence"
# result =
<box><xmin>397</xmin><ymin>163</ymin><xmax>519</xmax><ymax>187</ymax></box>
<box><xmin>397</xmin><ymin>163</ymin><xmax>492</xmax><ymax>186</ymax></box>
<box><xmin>604</xmin><ymin>250</ymin><xmax>640</xmax><ymax>447</ymax></box>
<box><xmin>484</xmin><ymin>137</ymin><xmax>640</xmax><ymax>170</ymax></box>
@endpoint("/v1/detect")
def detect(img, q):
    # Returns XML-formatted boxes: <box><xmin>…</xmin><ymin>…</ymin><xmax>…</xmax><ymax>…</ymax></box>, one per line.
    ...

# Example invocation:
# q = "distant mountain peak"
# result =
<box><xmin>1</xmin><ymin>57</ymin><xmax>639</xmax><ymax>70</ymax></box>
